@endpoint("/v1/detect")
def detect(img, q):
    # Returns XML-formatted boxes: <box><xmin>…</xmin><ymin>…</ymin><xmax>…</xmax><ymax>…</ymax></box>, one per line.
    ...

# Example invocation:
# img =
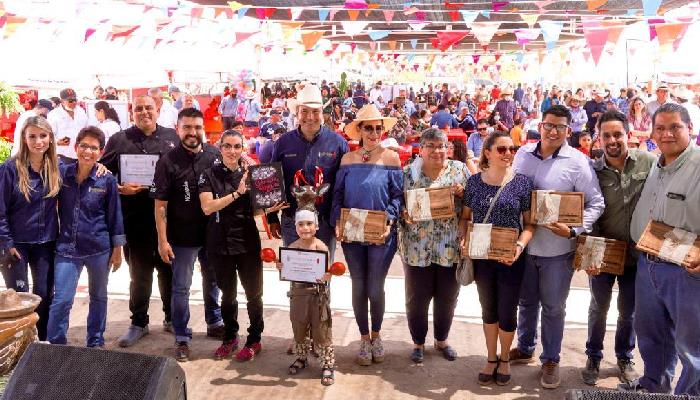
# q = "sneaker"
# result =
<box><xmin>236</xmin><ymin>342</ymin><xmax>262</xmax><ymax>362</ymax></box>
<box><xmin>163</xmin><ymin>320</ymin><xmax>173</xmax><ymax>333</ymax></box>
<box><xmin>213</xmin><ymin>338</ymin><xmax>239</xmax><ymax>360</ymax></box>
<box><xmin>541</xmin><ymin>361</ymin><xmax>561</xmax><ymax>389</ymax></box>
<box><xmin>370</xmin><ymin>337</ymin><xmax>385</xmax><ymax>363</ymax></box>
<box><xmin>618</xmin><ymin>379</ymin><xmax>648</xmax><ymax>393</ymax></box>
<box><xmin>356</xmin><ymin>340</ymin><xmax>372</xmax><ymax>366</ymax></box>
<box><xmin>617</xmin><ymin>359</ymin><xmax>639</xmax><ymax>383</ymax></box>
<box><xmin>581</xmin><ymin>357</ymin><xmax>601</xmax><ymax>386</ymax></box>
<box><xmin>206</xmin><ymin>325</ymin><xmax>225</xmax><ymax>339</ymax></box>
<box><xmin>508</xmin><ymin>348</ymin><xmax>534</xmax><ymax>364</ymax></box>
<box><xmin>117</xmin><ymin>325</ymin><xmax>149</xmax><ymax>348</ymax></box>
<box><xmin>175</xmin><ymin>341</ymin><xmax>190</xmax><ymax>362</ymax></box>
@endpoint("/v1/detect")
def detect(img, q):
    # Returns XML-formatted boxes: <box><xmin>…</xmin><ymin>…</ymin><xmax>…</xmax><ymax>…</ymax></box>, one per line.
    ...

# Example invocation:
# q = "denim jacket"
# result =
<box><xmin>56</xmin><ymin>163</ymin><xmax>126</xmax><ymax>258</ymax></box>
<box><xmin>0</xmin><ymin>158</ymin><xmax>59</xmax><ymax>249</ymax></box>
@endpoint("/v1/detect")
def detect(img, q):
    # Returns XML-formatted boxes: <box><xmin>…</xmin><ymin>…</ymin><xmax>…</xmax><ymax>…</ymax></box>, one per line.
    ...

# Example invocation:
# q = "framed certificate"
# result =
<box><xmin>119</xmin><ymin>154</ymin><xmax>160</xmax><ymax>186</ymax></box>
<box><xmin>248</xmin><ymin>163</ymin><xmax>285</xmax><ymax>209</ymax></box>
<box><xmin>278</xmin><ymin>247</ymin><xmax>328</xmax><ymax>284</ymax></box>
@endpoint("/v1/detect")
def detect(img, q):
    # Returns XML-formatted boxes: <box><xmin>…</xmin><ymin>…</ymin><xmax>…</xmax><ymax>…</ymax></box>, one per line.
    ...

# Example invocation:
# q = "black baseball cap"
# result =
<box><xmin>37</xmin><ymin>99</ymin><xmax>54</xmax><ymax>111</ymax></box>
<box><xmin>59</xmin><ymin>88</ymin><xmax>77</xmax><ymax>101</ymax></box>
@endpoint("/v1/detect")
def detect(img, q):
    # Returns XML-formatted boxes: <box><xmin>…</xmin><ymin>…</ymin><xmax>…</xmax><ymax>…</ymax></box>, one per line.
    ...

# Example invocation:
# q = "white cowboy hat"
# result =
<box><xmin>245</xmin><ymin>90</ymin><xmax>256</xmax><ymax>100</ymax></box>
<box><xmin>287</xmin><ymin>83</ymin><xmax>323</xmax><ymax>115</ymax></box>
<box><xmin>674</xmin><ymin>88</ymin><xmax>694</xmax><ymax>101</ymax></box>
<box><xmin>344</xmin><ymin>104</ymin><xmax>397</xmax><ymax>140</ymax></box>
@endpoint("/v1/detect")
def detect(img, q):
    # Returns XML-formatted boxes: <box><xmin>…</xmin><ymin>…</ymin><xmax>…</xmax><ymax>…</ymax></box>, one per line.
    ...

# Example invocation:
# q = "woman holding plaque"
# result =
<box><xmin>400</xmin><ymin>128</ymin><xmax>469</xmax><ymax>364</ymax></box>
<box><xmin>331</xmin><ymin>104</ymin><xmax>403</xmax><ymax>366</ymax></box>
<box><xmin>459</xmin><ymin>131</ymin><xmax>535</xmax><ymax>386</ymax></box>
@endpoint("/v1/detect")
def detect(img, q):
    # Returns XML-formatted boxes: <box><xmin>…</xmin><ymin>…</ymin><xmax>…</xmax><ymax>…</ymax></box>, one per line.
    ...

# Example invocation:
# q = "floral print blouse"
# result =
<box><xmin>399</xmin><ymin>159</ymin><xmax>470</xmax><ymax>267</ymax></box>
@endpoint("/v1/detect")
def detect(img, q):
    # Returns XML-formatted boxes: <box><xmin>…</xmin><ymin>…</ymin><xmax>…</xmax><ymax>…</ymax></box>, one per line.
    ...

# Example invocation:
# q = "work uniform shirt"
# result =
<box><xmin>271</xmin><ymin>126</ymin><xmax>349</xmax><ymax>219</ymax></box>
<box><xmin>592</xmin><ymin>149</ymin><xmax>656</xmax><ymax>265</ymax></box>
<box><xmin>56</xmin><ymin>163</ymin><xmax>125</xmax><ymax>258</ymax></box>
<box><xmin>0</xmin><ymin>159</ymin><xmax>58</xmax><ymax>249</ymax></box>
<box><xmin>198</xmin><ymin>162</ymin><xmax>261</xmax><ymax>256</ymax></box>
<box><xmin>151</xmin><ymin>144</ymin><xmax>220</xmax><ymax>248</ymax></box>
<box><xmin>47</xmin><ymin>105</ymin><xmax>88</xmax><ymax>159</ymax></box>
<box><xmin>631</xmin><ymin>143</ymin><xmax>700</xmax><ymax>245</ymax></box>
<box><xmin>100</xmin><ymin>124</ymin><xmax>179</xmax><ymax>245</ymax></box>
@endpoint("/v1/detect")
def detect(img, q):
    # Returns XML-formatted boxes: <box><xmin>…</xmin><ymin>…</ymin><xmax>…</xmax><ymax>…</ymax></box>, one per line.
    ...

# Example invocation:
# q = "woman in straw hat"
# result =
<box><xmin>331</xmin><ymin>104</ymin><xmax>403</xmax><ymax>366</ymax></box>
<box><xmin>568</xmin><ymin>94</ymin><xmax>589</xmax><ymax>147</ymax></box>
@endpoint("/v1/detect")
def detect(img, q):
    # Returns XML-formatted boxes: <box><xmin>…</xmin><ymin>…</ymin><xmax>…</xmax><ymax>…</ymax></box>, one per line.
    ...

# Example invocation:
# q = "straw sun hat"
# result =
<box><xmin>344</xmin><ymin>104</ymin><xmax>397</xmax><ymax>140</ymax></box>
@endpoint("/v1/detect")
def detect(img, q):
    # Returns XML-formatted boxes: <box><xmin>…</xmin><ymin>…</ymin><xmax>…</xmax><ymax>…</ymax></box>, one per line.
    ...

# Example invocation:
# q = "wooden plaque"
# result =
<box><xmin>636</xmin><ymin>220</ymin><xmax>700</xmax><ymax>268</ymax></box>
<box><xmin>463</xmin><ymin>223</ymin><xmax>519</xmax><ymax>261</ymax></box>
<box><xmin>339</xmin><ymin>208</ymin><xmax>388</xmax><ymax>245</ymax></box>
<box><xmin>531</xmin><ymin>191</ymin><xmax>584</xmax><ymax>226</ymax></box>
<box><xmin>406</xmin><ymin>187</ymin><xmax>455</xmax><ymax>221</ymax></box>
<box><xmin>574</xmin><ymin>235</ymin><xmax>628</xmax><ymax>275</ymax></box>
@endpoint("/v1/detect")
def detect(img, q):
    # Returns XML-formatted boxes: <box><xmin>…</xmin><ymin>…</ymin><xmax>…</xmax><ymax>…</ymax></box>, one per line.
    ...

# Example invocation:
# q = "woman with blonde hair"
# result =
<box><xmin>0</xmin><ymin>116</ymin><xmax>61</xmax><ymax>340</ymax></box>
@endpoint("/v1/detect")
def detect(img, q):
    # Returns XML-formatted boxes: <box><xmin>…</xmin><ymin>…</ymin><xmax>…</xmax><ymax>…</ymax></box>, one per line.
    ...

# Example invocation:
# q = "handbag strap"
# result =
<box><xmin>481</xmin><ymin>170</ymin><xmax>515</xmax><ymax>224</ymax></box>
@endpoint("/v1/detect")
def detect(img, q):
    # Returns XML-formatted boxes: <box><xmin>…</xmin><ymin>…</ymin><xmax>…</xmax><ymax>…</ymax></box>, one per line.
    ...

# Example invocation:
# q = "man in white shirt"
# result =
<box><xmin>148</xmin><ymin>87</ymin><xmax>178</xmax><ymax>130</ymax></box>
<box><xmin>674</xmin><ymin>88</ymin><xmax>700</xmax><ymax>140</ymax></box>
<box><xmin>11</xmin><ymin>99</ymin><xmax>53</xmax><ymax>156</ymax></box>
<box><xmin>646</xmin><ymin>83</ymin><xmax>675</xmax><ymax>116</ymax></box>
<box><xmin>47</xmin><ymin>88</ymin><xmax>88</xmax><ymax>161</ymax></box>
<box><xmin>369</xmin><ymin>81</ymin><xmax>383</xmax><ymax>105</ymax></box>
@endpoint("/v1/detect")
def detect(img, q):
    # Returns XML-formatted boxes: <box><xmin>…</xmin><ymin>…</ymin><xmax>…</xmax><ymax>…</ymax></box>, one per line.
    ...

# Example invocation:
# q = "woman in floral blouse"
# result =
<box><xmin>399</xmin><ymin>128</ymin><xmax>470</xmax><ymax>364</ymax></box>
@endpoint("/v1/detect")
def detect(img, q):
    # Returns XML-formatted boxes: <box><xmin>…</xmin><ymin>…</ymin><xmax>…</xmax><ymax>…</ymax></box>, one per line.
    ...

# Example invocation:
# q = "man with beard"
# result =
<box><xmin>150</xmin><ymin>108</ymin><xmax>223</xmax><ymax>361</ymax></box>
<box><xmin>101</xmin><ymin>95</ymin><xmax>179</xmax><ymax>347</ymax></box>
<box><xmin>580</xmin><ymin>110</ymin><xmax>655</xmax><ymax>386</ymax></box>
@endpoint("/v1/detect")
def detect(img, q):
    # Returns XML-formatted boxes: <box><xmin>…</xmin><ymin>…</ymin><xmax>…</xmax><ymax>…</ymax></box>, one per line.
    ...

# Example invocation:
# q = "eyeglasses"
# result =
<box><xmin>361</xmin><ymin>124</ymin><xmax>384</xmax><ymax>132</ymax></box>
<box><xmin>134</xmin><ymin>105</ymin><xmax>155</xmax><ymax>113</ymax></box>
<box><xmin>476</xmin><ymin>127</ymin><xmax>488</xmax><ymax>132</ymax></box>
<box><xmin>77</xmin><ymin>143</ymin><xmax>100</xmax><ymax>152</ymax></box>
<box><xmin>220</xmin><ymin>143</ymin><xmax>243</xmax><ymax>150</ymax></box>
<box><xmin>495</xmin><ymin>146</ymin><xmax>518</xmax><ymax>155</ymax></box>
<box><xmin>422</xmin><ymin>143</ymin><xmax>449</xmax><ymax>151</ymax></box>
<box><xmin>541</xmin><ymin>122</ymin><xmax>569</xmax><ymax>133</ymax></box>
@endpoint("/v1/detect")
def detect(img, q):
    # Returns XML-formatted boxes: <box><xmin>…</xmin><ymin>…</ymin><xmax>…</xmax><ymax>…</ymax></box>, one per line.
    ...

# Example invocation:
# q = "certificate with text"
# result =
<box><xmin>279</xmin><ymin>247</ymin><xmax>328</xmax><ymax>284</ymax></box>
<box><xmin>119</xmin><ymin>154</ymin><xmax>160</xmax><ymax>186</ymax></box>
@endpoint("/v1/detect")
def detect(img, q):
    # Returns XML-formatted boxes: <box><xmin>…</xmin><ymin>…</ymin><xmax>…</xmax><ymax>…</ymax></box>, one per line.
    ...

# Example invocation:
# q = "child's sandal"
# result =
<box><xmin>288</xmin><ymin>358</ymin><xmax>308</xmax><ymax>375</ymax></box>
<box><xmin>321</xmin><ymin>367</ymin><xmax>335</xmax><ymax>386</ymax></box>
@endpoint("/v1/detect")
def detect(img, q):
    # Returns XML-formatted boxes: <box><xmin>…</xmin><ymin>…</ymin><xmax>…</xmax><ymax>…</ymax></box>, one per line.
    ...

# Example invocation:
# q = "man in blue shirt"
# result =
<box><xmin>510</xmin><ymin>105</ymin><xmax>605</xmax><ymax>389</ymax></box>
<box><xmin>430</xmin><ymin>104</ymin><xmax>458</xmax><ymax>129</ymax></box>
<box><xmin>218</xmin><ymin>88</ymin><xmax>239</xmax><ymax>131</ymax></box>
<box><xmin>268</xmin><ymin>83</ymin><xmax>349</xmax><ymax>261</ymax></box>
<box><xmin>467</xmin><ymin>119</ymin><xmax>490</xmax><ymax>158</ymax></box>
<box><xmin>514</xmin><ymin>83</ymin><xmax>525</xmax><ymax>105</ymax></box>
<box><xmin>259</xmin><ymin>110</ymin><xmax>285</xmax><ymax>139</ymax></box>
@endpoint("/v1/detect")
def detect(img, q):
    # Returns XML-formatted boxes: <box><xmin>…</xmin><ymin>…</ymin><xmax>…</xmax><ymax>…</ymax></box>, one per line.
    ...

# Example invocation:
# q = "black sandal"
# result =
<box><xmin>478</xmin><ymin>359</ymin><xmax>499</xmax><ymax>385</ymax></box>
<box><xmin>321</xmin><ymin>367</ymin><xmax>335</xmax><ymax>386</ymax></box>
<box><xmin>495</xmin><ymin>357</ymin><xmax>511</xmax><ymax>386</ymax></box>
<box><xmin>288</xmin><ymin>358</ymin><xmax>308</xmax><ymax>375</ymax></box>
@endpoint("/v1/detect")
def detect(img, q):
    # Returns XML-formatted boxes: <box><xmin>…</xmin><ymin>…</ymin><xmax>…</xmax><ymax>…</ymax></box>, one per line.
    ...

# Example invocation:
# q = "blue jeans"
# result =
<box><xmin>47</xmin><ymin>252</ymin><xmax>110</xmax><ymax>347</ymax></box>
<box><xmin>341</xmin><ymin>231</ymin><xmax>397</xmax><ymax>335</ymax></box>
<box><xmin>635</xmin><ymin>254</ymin><xmax>700</xmax><ymax>395</ymax></box>
<box><xmin>585</xmin><ymin>265</ymin><xmax>636</xmax><ymax>361</ymax></box>
<box><xmin>516</xmin><ymin>252</ymin><xmax>575</xmax><ymax>364</ymax></box>
<box><xmin>1</xmin><ymin>242</ymin><xmax>54</xmax><ymax>341</ymax></box>
<box><xmin>281</xmin><ymin>215</ymin><xmax>337</xmax><ymax>262</ymax></box>
<box><xmin>171</xmin><ymin>246</ymin><xmax>222</xmax><ymax>343</ymax></box>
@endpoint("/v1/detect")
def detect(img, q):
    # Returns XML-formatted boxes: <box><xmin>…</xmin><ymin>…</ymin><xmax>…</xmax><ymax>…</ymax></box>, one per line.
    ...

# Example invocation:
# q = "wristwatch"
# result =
<box><xmin>569</xmin><ymin>227</ymin><xmax>577</xmax><ymax>239</ymax></box>
<box><xmin>516</xmin><ymin>241</ymin><xmax>525</xmax><ymax>251</ymax></box>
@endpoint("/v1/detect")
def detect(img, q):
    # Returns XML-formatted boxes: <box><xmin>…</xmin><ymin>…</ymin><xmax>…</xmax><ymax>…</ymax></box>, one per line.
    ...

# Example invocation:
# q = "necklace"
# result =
<box><xmin>361</xmin><ymin>146</ymin><xmax>380</xmax><ymax>162</ymax></box>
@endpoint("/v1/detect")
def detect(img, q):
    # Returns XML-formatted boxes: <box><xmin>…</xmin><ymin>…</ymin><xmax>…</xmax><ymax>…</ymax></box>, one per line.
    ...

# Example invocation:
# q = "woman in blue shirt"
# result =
<box><xmin>331</xmin><ymin>104</ymin><xmax>403</xmax><ymax>367</ymax></box>
<box><xmin>47</xmin><ymin>126</ymin><xmax>125</xmax><ymax>347</ymax></box>
<box><xmin>0</xmin><ymin>116</ymin><xmax>62</xmax><ymax>341</ymax></box>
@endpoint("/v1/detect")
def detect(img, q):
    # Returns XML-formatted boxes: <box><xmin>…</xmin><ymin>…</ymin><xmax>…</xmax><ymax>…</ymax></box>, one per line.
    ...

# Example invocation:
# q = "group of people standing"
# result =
<box><xmin>0</xmin><ymin>81</ymin><xmax>698</xmax><ymax>395</ymax></box>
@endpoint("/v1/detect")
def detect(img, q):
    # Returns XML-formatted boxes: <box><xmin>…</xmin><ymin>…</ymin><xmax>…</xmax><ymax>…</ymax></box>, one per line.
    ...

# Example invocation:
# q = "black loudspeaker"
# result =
<box><xmin>566</xmin><ymin>390</ymin><xmax>700</xmax><ymax>400</ymax></box>
<box><xmin>2</xmin><ymin>343</ymin><xmax>186</xmax><ymax>400</ymax></box>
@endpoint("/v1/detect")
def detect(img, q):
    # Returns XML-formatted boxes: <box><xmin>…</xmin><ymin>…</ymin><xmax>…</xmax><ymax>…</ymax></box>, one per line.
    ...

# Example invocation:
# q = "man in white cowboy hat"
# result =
<box><xmin>646</xmin><ymin>82</ymin><xmax>675</xmax><ymax>116</ymax></box>
<box><xmin>494</xmin><ymin>87</ymin><xmax>518</xmax><ymax>130</ymax></box>
<box><xmin>242</xmin><ymin>90</ymin><xmax>263</xmax><ymax>128</ymax></box>
<box><xmin>268</xmin><ymin>83</ymin><xmax>349</xmax><ymax>261</ymax></box>
<box><xmin>584</xmin><ymin>88</ymin><xmax>606</xmax><ymax>133</ymax></box>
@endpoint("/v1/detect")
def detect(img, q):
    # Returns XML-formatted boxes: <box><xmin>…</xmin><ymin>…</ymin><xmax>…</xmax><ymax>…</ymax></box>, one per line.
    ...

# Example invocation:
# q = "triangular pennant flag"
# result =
<box><xmin>472</xmin><ymin>55</ymin><xmax>480</xmax><ymax>64</ymax></box>
<box><xmin>191</xmin><ymin>7</ymin><xmax>204</xmax><ymax>21</ymax></box>
<box><xmin>383</xmin><ymin>10</ymin><xmax>395</xmax><ymax>22</ymax></box>
<box><xmin>656</xmin><ymin>23</ymin><xmax>689</xmax><ymax>50</ymax></box>
<box><xmin>482</xmin><ymin>65</ymin><xmax>489</xmax><ymax>71</ymax></box>
<box><xmin>516</xmin><ymin>52</ymin><xmax>524</xmax><ymax>63</ymax></box>
<box><xmin>601</xmin><ymin>20</ymin><xmax>624</xmax><ymax>44</ymax></box>
<box><xmin>495</xmin><ymin>54</ymin><xmax>502</xmax><ymax>62</ymax></box>
<box><xmin>348</xmin><ymin>10</ymin><xmax>360</xmax><ymax>21</ymax></box>
<box><xmin>227</xmin><ymin>1</ymin><xmax>244</xmax><ymax>12</ymax></box>
<box><xmin>406</xmin><ymin>54</ymin><xmax>415</xmax><ymax>62</ymax></box>
<box><xmin>0</xmin><ymin>16</ymin><xmax>6</xmax><ymax>30</ymax></box>
<box><xmin>215</xmin><ymin>8</ymin><xmax>233</xmax><ymax>19</ymax></box>
<box><xmin>435</xmin><ymin>31</ymin><xmax>469</xmax><ymax>51</ymax></box>
<box><xmin>583</xmin><ymin>50</ymin><xmax>591</xmax><ymax>63</ymax></box>
<box><xmin>410</xmin><ymin>38</ymin><xmax>418</xmax><ymax>49</ymax></box>
<box><xmin>404</xmin><ymin>6</ymin><xmax>420</xmax><ymax>15</ymax></box>
<box><xmin>318</xmin><ymin>9</ymin><xmax>329</xmax><ymax>21</ymax></box>
<box><xmin>626</xmin><ymin>9</ymin><xmax>638</xmax><ymax>16</ymax></box>
<box><xmin>237</xmin><ymin>7</ymin><xmax>249</xmax><ymax>19</ymax></box>
<box><xmin>345</xmin><ymin>0</ymin><xmax>368</xmax><ymax>8</ymax></box>
<box><xmin>534</xmin><ymin>0</ymin><xmax>554</xmax><ymax>13</ymax></box>
<box><xmin>111</xmin><ymin>25</ymin><xmax>140</xmax><ymax>41</ymax></box>
<box><xmin>460</xmin><ymin>10</ymin><xmax>479</xmax><ymax>27</ymax></box>
<box><xmin>415</xmin><ymin>11</ymin><xmax>427</xmax><ymax>21</ymax></box>
<box><xmin>234</xmin><ymin>31</ymin><xmax>258</xmax><ymax>46</ymax></box>
<box><xmin>84</xmin><ymin>28</ymin><xmax>97</xmax><ymax>42</ymax></box>
<box><xmin>449</xmin><ymin>10</ymin><xmax>460</xmax><ymax>22</ymax></box>
<box><xmin>409</xmin><ymin>22</ymin><xmax>428</xmax><ymax>31</ymax></box>
<box><xmin>481</xmin><ymin>10</ymin><xmax>491</xmax><ymax>19</ymax></box>
<box><xmin>514</xmin><ymin>28</ymin><xmax>540</xmax><ymax>46</ymax></box>
<box><xmin>492</xmin><ymin>1</ymin><xmax>510</xmax><ymax>12</ymax></box>
<box><xmin>471</xmin><ymin>22</ymin><xmax>500</xmax><ymax>47</ymax></box>
<box><xmin>521</xmin><ymin>14</ymin><xmax>539</xmax><ymax>27</ymax></box>
<box><xmin>330</xmin><ymin>9</ymin><xmax>338</xmax><ymax>20</ymax></box>
<box><xmin>642</xmin><ymin>0</ymin><xmax>662</xmax><ymax>16</ymax></box>
<box><xmin>538</xmin><ymin>51</ymin><xmax>545</xmax><ymax>65</ymax></box>
<box><xmin>584</xmin><ymin>28</ymin><xmax>608</xmax><ymax>65</ymax></box>
<box><xmin>350</xmin><ymin>42</ymin><xmax>357</xmax><ymax>52</ymax></box>
<box><xmin>369</xmin><ymin>41</ymin><xmax>376</xmax><ymax>50</ymax></box>
<box><xmin>301</xmin><ymin>31</ymin><xmax>323</xmax><ymax>50</ymax></box>
<box><xmin>154</xmin><ymin>38</ymin><xmax>163</xmax><ymax>48</ymax></box>
<box><xmin>647</xmin><ymin>18</ymin><xmax>664</xmax><ymax>40</ymax></box>
<box><xmin>539</xmin><ymin>20</ymin><xmax>564</xmax><ymax>50</ymax></box>
<box><xmin>341</xmin><ymin>20</ymin><xmax>368</xmax><ymax>36</ymax></box>
<box><xmin>368</xmin><ymin>30</ymin><xmax>390</xmax><ymax>41</ymax></box>
<box><xmin>388</xmin><ymin>40</ymin><xmax>397</xmax><ymax>50</ymax></box>
<box><xmin>587</xmin><ymin>0</ymin><xmax>607</xmax><ymax>11</ymax></box>
<box><xmin>255</xmin><ymin>8</ymin><xmax>276</xmax><ymax>19</ymax></box>
<box><xmin>289</xmin><ymin>7</ymin><xmax>303</xmax><ymax>20</ymax></box>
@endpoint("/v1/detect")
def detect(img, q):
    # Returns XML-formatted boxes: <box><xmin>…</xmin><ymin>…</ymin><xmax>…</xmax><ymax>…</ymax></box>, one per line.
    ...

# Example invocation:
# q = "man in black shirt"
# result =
<box><xmin>584</xmin><ymin>89</ymin><xmax>607</xmax><ymax>134</ymax></box>
<box><xmin>151</xmin><ymin>108</ymin><xmax>223</xmax><ymax>362</ymax></box>
<box><xmin>100</xmin><ymin>95</ymin><xmax>178</xmax><ymax>347</ymax></box>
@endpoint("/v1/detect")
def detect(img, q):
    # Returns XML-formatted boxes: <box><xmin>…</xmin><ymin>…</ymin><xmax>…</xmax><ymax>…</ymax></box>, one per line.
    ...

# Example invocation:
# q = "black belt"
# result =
<box><xmin>645</xmin><ymin>252</ymin><xmax>671</xmax><ymax>264</ymax></box>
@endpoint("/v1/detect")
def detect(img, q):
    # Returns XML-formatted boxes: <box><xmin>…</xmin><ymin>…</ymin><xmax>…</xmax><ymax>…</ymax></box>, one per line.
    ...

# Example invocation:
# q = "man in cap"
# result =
<box><xmin>259</xmin><ymin>110</ymin><xmax>285</xmax><ymax>139</ymax></box>
<box><xmin>646</xmin><ymin>83</ymin><xmax>675</xmax><ymax>116</ymax></box>
<box><xmin>584</xmin><ymin>89</ymin><xmax>607</xmax><ymax>134</ymax></box>
<box><xmin>47</xmin><ymin>88</ymin><xmax>88</xmax><ymax>162</ymax></box>
<box><xmin>11</xmin><ymin>99</ymin><xmax>53</xmax><ymax>156</ymax></box>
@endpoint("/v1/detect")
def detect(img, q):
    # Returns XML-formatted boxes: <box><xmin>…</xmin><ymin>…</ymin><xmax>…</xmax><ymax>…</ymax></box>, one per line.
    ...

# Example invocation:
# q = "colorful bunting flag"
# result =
<box><xmin>301</xmin><ymin>31</ymin><xmax>323</xmax><ymax>50</ymax></box>
<box><xmin>348</xmin><ymin>10</ymin><xmax>360</xmax><ymax>21</ymax></box>
<box><xmin>289</xmin><ymin>7</ymin><xmax>303</xmax><ymax>20</ymax></box>
<box><xmin>410</xmin><ymin>38</ymin><xmax>418</xmax><ymax>49</ymax></box>
<box><xmin>481</xmin><ymin>10</ymin><xmax>491</xmax><ymax>19</ymax></box>
<box><xmin>514</xmin><ymin>29</ymin><xmax>540</xmax><ymax>46</ymax></box>
<box><xmin>383</xmin><ymin>10</ymin><xmax>395</xmax><ymax>22</ymax></box>
<box><xmin>255</xmin><ymin>8</ymin><xmax>276</xmax><ymax>20</ymax></box>
<box><xmin>492</xmin><ymin>2</ymin><xmax>510</xmax><ymax>12</ymax></box>
<box><xmin>330</xmin><ymin>9</ymin><xmax>338</xmax><ymax>20</ymax></box>
<box><xmin>318</xmin><ymin>9</ymin><xmax>329</xmax><ymax>21</ymax></box>
<box><xmin>84</xmin><ymin>28</ymin><xmax>97</xmax><ymax>42</ymax></box>
<box><xmin>227</xmin><ymin>1</ymin><xmax>245</xmax><ymax>12</ymax></box>
<box><xmin>471</xmin><ymin>22</ymin><xmax>500</xmax><ymax>47</ymax></box>
<box><xmin>449</xmin><ymin>10</ymin><xmax>460</xmax><ymax>22</ymax></box>
<box><xmin>587</xmin><ymin>0</ymin><xmax>608</xmax><ymax>11</ymax></box>
<box><xmin>433</xmin><ymin>31</ymin><xmax>469</xmax><ymax>51</ymax></box>
<box><xmin>460</xmin><ymin>11</ymin><xmax>479</xmax><ymax>27</ymax></box>
<box><xmin>388</xmin><ymin>41</ymin><xmax>397</xmax><ymax>51</ymax></box>
<box><xmin>409</xmin><ymin>21</ymin><xmax>428</xmax><ymax>31</ymax></box>
<box><xmin>534</xmin><ymin>0</ymin><xmax>554</xmax><ymax>13</ymax></box>
<box><xmin>237</xmin><ymin>8</ymin><xmax>249</xmax><ymax>19</ymax></box>
<box><xmin>521</xmin><ymin>14</ymin><xmax>539</xmax><ymax>27</ymax></box>
<box><xmin>345</xmin><ymin>0</ymin><xmax>368</xmax><ymax>9</ymax></box>
<box><xmin>368</xmin><ymin>30</ymin><xmax>390</xmax><ymax>41</ymax></box>
<box><xmin>601</xmin><ymin>20</ymin><xmax>624</xmax><ymax>44</ymax></box>
<box><xmin>583</xmin><ymin>27</ymin><xmax>608</xmax><ymax>65</ymax></box>
<box><xmin>655</xmin><ymin>22</ymin><xmax>689</xmax><ymax>50</ymax></box>
<box><xmin>472</xmin><ymin>55</ymin><xmax>480</xmax><ymax>64</ymax></box>
<box><xmin>642</xmin><ymin>0</ymin><xmax>662</xmax><ymax>16</ymax></box>
<box><xmin>111</xmin><ymin>25</ymin><xmax>140</xmax><ymax>41</ymax></box>
<box><xmin>539</xmin><ymin>20</ymin><xmax>564</xmax><ymax>50</ymax></box>
<box><xmin>341</xmin><ymin>20</ymin><xmax>368</xmax><ymax>36</ymax></box>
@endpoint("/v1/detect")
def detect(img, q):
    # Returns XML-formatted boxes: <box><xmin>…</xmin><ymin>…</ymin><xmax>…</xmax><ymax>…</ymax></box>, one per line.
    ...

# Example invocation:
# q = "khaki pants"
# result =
<box><xmin>289</xmin><ymin>284</ymin><xmax>332</xmax><ymax>348</ymax></box>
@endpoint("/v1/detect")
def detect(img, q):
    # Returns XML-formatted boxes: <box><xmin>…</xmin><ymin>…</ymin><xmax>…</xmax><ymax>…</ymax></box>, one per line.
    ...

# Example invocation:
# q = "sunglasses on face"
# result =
<box><xmin>66</xmin><ymin>98</ymin><xmax>77</xmax><ymax>103</ymax></box>
<box><xmin>361</xmin><ymin>124</ymin><xmax>384</xmax><ymax>132</ymax></box>
<box><xmin>495</xmin><ymin>146</ymin><xmax>517</xmax><ymax>155</ymax></box>
<box><xmin>220</xmin><ymin>143</ymin><xmax>243</xmax><ymax>150</ymax></box>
